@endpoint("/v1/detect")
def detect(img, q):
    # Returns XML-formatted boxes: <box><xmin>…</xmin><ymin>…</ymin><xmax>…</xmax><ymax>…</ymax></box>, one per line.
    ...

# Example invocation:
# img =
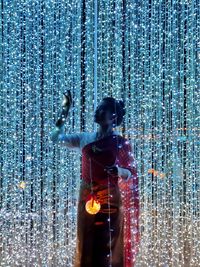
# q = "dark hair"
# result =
<box><xmin>102</xmin><ymin>97</ymin><xmax>126</xmax><ymax>126</ymax></box>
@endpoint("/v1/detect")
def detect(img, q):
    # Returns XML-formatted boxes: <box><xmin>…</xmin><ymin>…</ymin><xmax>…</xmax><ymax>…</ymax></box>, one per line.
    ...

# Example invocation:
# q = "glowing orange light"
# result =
<box><xmin>85</xmin><ymin>194</ymin><xmax>101</xmax><ymax>215</ymax></box>
<box><xmin>148</xmin><ymin>169</ymin><xmax>166</xmax><ymax>178</ymax></box>
<box><xmin>148</xmin><ymin>169</ymin><xmax>155</xmax><ymax>174</ymax></box>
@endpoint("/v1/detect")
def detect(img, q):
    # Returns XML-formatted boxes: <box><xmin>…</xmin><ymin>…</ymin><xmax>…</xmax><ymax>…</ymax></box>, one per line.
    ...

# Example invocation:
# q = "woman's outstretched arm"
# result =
<box><xmin>50</xmin><ymin>124</ymin><xmax>84</xmax><ymax>149</ymax></box>
<box><xmin>50</xmin><ymin>90</ymin><xmax>83</xmax><ymax>150</ymax></box>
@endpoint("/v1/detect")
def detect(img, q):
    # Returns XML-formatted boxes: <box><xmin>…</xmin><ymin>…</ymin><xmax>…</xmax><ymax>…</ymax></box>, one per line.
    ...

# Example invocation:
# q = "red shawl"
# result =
<box><xmin>81</xmin><ymin>134</ymin><xmax>140</xmax><ymax>267</ymax></box>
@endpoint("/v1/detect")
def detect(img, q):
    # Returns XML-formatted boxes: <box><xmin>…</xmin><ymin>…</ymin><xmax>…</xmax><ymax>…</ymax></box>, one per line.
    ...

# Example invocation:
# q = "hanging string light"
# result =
<box><xmin>85</xmin><ymin>158</ymin><xmax>101</xmax><ymax>215</ymax></box>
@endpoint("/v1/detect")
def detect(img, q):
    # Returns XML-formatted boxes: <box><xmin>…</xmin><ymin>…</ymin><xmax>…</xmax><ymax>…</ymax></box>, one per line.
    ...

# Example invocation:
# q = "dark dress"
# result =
<box><xmin>73</xmin><ymin>134</ymin><xmax>140</xmax><ymax>267</ymax></box>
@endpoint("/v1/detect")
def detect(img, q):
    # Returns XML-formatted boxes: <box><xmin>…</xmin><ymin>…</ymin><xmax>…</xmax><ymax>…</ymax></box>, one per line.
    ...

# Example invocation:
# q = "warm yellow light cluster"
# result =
<box><xmin>85</xmin><ymin>196</ymin><xmax>101</xmax><ymax>215</ymax></box>
<box><xmin>148</xmin><ymin>169</ymin><xmax>166</xmax><ymax>178</ymax></box>
<box><xmin>18</xmin><ymin>181</ymin><xmax>26</xmax><ymax>189</ymax></box>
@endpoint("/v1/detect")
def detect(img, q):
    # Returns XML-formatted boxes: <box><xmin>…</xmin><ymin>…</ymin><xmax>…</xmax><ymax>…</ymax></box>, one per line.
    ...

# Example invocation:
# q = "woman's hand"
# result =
<box><xmin>105</xmin><ymin>165</ymin><xmax>132</xmax><ymax>181</ymax></box>
<box><xmin>62</xmin><ymin>90</ymin><xmax>72</xmax><ymax>110</ymax></box>
<box><xmin>55</xmin><ymin>90</ymin><xmax>72</xmax><ymax>128</ymax></box>
<box><xmin>104</xmin><ymin>165</ymin><xmax>119</xmax><ymax>177</ymax></box>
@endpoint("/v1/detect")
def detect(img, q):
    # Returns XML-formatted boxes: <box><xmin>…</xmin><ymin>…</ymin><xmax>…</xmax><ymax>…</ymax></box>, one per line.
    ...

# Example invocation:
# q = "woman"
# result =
<box><xmin>51</xmin><ymin>91</ymin><xmax>140</xmax><ymax>267</ymax></box>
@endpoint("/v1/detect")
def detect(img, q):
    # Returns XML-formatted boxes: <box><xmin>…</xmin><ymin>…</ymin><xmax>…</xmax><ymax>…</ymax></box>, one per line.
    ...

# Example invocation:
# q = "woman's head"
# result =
<box><xmin>94</xmin><ymin>97</ymin><xmax>126</xmax><ymax>127</ymax></box>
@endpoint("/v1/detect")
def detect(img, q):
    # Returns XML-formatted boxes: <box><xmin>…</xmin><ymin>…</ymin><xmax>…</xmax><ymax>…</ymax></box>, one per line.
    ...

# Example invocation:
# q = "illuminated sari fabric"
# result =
<box><xmin>74</xmin><ymin>134</ymin><xmax>140</xmax><ymax>267</ymax></box>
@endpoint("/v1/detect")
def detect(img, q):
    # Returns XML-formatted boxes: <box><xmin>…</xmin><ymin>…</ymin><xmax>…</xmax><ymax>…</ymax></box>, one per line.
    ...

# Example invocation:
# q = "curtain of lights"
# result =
<box><xmin>0</xmin><ymin>0</ymin><xmax>199</xmax><ymax>266</ymax></box>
